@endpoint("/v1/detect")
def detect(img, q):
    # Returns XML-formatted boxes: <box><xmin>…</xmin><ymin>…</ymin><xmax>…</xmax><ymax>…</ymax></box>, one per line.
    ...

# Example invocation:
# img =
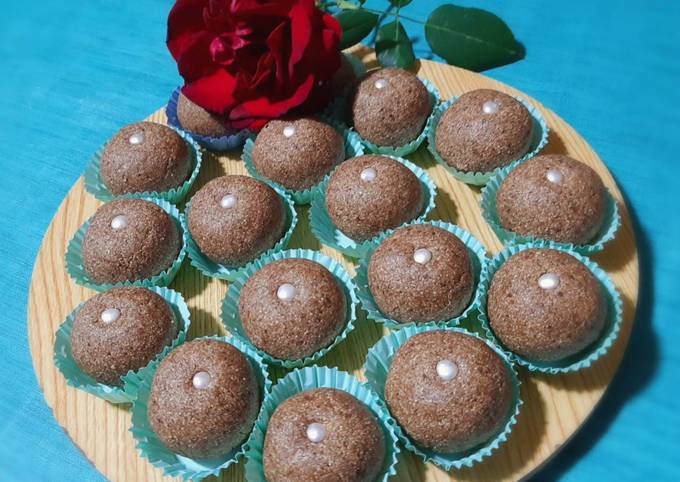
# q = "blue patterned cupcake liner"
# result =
<box><xmin>427</xmin><ymin>95</ymin><xmax>549</xmax><ymax>186</ymax></box>
<box><xmin>477</xmin><ymin>241</ymin><xmax>624</xmax><ymax>373</ymax></box>
<box><xmin>182</xmin><ymin>183</ymin><xmax>298</xmax><ymax>281</ymax></box>
<box><xmin>221</xmin><ymin>249</ymin><xmax>358</xmax><ymax>368</ymax></box>
<box><xmin>244</xmin><ymin>366</ymin><xmax>400</xmax><ymax>482</ymax></box>
<box><xmin>480</xmin><ymin>164</ymin><xmax>621</xmax><ymax>254</ymax></box>
<box><xmin>241</xmin><ymin>117</ymin><xmax>364</xmax><ymax>205</ymax></box>
<box><xmin>84</xmin><ymin>125</ymin><xmax>203</xmax><ymax>204</ymax></box>
<box><xmin>363</xmin><ymin>325</ymin><xmax>522</xmax><ymax>470</ymax></box>
<box><xmin>166</xmin><ymin>87</ymin><xmax>248</xmax><ymax>151</ymax></box>
<box><xmin>53</xmin><ymin>286</ymin><xmax>191</xmax><ymax>404</ymax></box>
<box><xmin>65</xmin><ymin>197</ymin><xmax>187</xmax><ymax>292</ymax></box>
<box><xmin>126</xmin><ymin>335</ymin><xmax>272</xmax><ymax>480</ymax></box>
<box><xmin>309</xmin><ymin>155</ymin><xmax>438</xmax><ymax>258</ymax></box>
<box><xmin>354</xmin><ymin>220</ymin><xmax>487</xmax><ymax>330</ymax></box>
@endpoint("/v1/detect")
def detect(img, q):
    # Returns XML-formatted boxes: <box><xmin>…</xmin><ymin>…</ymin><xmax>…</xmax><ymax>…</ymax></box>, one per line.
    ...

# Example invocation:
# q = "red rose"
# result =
<box><xmin>167</xmin><ymin>0</ymin><xmax>342</xmax><ymax>130</ymax></box>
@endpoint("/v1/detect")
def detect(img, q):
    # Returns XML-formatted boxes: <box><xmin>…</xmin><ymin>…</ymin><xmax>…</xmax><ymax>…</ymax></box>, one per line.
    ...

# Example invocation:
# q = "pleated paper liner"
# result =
<box><xmin>363</xmin><ymin>325</ymin><xmax>522</xmax><ymax>470</ymax></box>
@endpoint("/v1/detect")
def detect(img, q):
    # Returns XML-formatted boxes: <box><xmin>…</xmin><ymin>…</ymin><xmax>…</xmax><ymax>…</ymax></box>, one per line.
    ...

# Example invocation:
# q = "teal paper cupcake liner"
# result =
<box><xmin>480</xmin><ymin>165</ymin><xmax>621</xmax><ymax>254</ymax></box>
<box><xmin>182</xmin><ymin>184</ymin><xmax>298</xmax><ymax>281</ymax></box>
<box><xmin>127</xmin><ymin>335</ymin><xmax>272</xmax><ymax>481</ymax></box>
<box><xmin>244</xmin><ymin>366</ymin><xmax>400</xmax><ymax>482</ymax></box>
<box><xmin>354</xmin><ymin>220</ymin><xmax>488</xmax><ymax>330</ymax></box>
<box><xmin>477</xmin><ymin>241</ymin><xmax>623</xmax><ymax>373</ymax></box>
<box><xmin>65</xmin><ymin>197</ymin><xmax>187</xmax><ymax>292</ymax></box>
<box><xmin>241</xmin><ymin>118</ymin><xmax>365</xmax><ymax>205</ymax></box>
<box><xmin>53</xmin><ymin>286</ymin><xmax>191</xmax><ymax>404</ymax></box>
<box><xmin>363</xmin><ymin>325</ymin><xmax>522</xmax><ymax>470</ymax></box>
<box><xmin>84</xmin><ymin>126</ymin><xmax>203</xmax><ymax>204</ymax></box>
<box><xmin>427</xmin><ymin>95</ymin><xmax>549</xmax><ymax>186</ymax></box>
<box><xmin>355</xmin><ymin>77</ymin><xmax>441</xmax><ymax>157</ymax></box>
<box><xmin>221</xmin><ymin>249</ymin><xmax>359</xmax><ymax>368</ymax></box>
<box><xmin>309</xmin><ymin>155</ymin><xmax>438</xmax><ymax>258</ymax></box>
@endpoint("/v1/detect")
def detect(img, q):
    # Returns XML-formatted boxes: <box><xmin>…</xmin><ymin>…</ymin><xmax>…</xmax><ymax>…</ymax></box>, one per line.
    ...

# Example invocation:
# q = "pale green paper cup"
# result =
<box><xmin>355</xmin><ymin>77</ymin><xmax>441</xmax><ymax>157</ymax></box>
<box><xmin>477</xmin><ymin>241</ymin><xmax>624</xmax><ymax>373</ymax></box>
<box><xmin>84</xmin><ymin>126</ymin><xmax>203</xmax><ymax>204</ymax></box>
<box><xmin>244</xmin><ymin>366</ymin><xmax>400</xmax><ymax>482</ymax></box>
<box><xmin>309</xmin><ymin>155</ymin><xmax>438</xmax><ymax>258</ymax></box>
<box><xmin>53</xmin><ymin>286</ymin><xmax>191</xmax><ymax>404</ymax></box>
<box><xmin>427</xmin><ymin>96</ymin><xmax>549</xmax><ymax>186</ymax></box>
<box><xmin>480</xmin><ymin>165</ymin><xmax>621</xmax><ymax>254</ymax></box>
<box><xmin>126</xmin><ymin>336</ymin><xmax>272</xmax><ymax>481</ymax></box>
<box><xmin>182</xmin><ymin>183</ymin><xmax>298</xmax><ymax>281</ymax></box>
<box><xmin>65</xmin><ymin>197</ymin><xmax>187</xmax><ymax>292</ymax></box>
<box><xmin>354</xmin><ymin>220</ymin><xmax>487</xmax><ymax>330</ymax></box>
<box><xmin>363</xmin><ymin>325</ymin><xmax>522</xmax><ymax>470</ymax></box>
<box><xmin>221</xmin><ymin>249</ymin><xmax>358</xmax><ymax>368</ymax></box>
<box><xmin>241</xmin><ymin>118</ymin><xmax>364</xmax><ymax>205</ymax></box>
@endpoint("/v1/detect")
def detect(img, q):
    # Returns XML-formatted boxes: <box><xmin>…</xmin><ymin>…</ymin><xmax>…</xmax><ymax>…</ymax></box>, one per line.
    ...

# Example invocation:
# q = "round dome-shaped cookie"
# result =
<box><xmin>148</xmin><ymin>338</ymin><xmax>260</xmax><ymax>459</ymax></box>
<box><xmin>351</xmin><ymin>67</ymin><xmax>431</xmax><ymax>146</ymax></box>
<box><xmin>82</xmin><ymin>198</ymin><xmax>181</xmax><ymax>284</ymax></box>
<box><xmin>177</xmin><ymin>92</ymin><xmax>233</xmax><ymax>137</ymax></box>
<box><xmin>239</xmin><ymin>258</ymin><xmax>347</xmax><ymax>360</ymax></box>
<box><xmin>385</xmin><ymin>330</ymin><xmax>513</xmax><ymax>453</ymax></box>
<box><xmin>368</xmin><ymin>224</ymin><xmax>474</xmax><ymax>324</ymax></box>
<box><xmin>487</xmin><ymin>248</ymin><xmax>607</xmax><ymax>362</ymax></box>
<box><xmin>496</xmin><ymin>155</ymin><xmax>607</xmax><ymax>244</ymax></box>
<box><xmin>325</xmin><ymin>155</ymin><xmax>423</xmax><ymax>241</ymax></box>
<box><xmin>264</xmin><ymin>388</ymin><xmax>385</xmax><ymax>482</ymax></box>
<box><xmin>435</xmin><ymin>89</ymin><xmax>533</xmax><ymax>172</ymax></box>
<box><xmin>252</xmin><ymin>118</ymin><xmax>345</xmax><ymax>191</ymax></box>
<box><xmin>100</xmin><ymin>122</ymin><xmax>191</xmax><ymax>195</ymax></box>
<box><xmin>71</xmin><ymin>287</ymin><xmax>178</xmax><ymax>385</ymax></box>
<box><xmin>187</xmin><ymin>175</ymin><xmax>286</xmax><ymax>266</ymax></box>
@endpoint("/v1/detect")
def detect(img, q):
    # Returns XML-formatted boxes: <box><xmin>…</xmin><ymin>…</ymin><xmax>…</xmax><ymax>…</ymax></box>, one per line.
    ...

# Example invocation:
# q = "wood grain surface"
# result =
<box><xmin>27</xmin><ymin>49</ymin><xmax>639</xmax><ymax>482</ymax></box>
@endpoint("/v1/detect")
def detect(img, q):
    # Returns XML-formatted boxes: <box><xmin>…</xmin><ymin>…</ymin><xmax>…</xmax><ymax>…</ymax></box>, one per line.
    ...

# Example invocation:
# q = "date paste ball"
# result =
<box><xmin>351</xmin><ymin>67</ymin><xmax>431</xmax><ymax>146</ymax></box>
<box><xmin>368</xmin><ymin>224</ymin><xmax>474</xmax><ymax>324</ymax></box>
<box><xmin>71</xmin><ymin>287</ymin><xmax>178</xmax><ymax>385</ymax></box>
<box><xmin>325</xmin><ymin>155</ymin><xmax>423</xmax><ymax>241</ymax></box>
<box><xmin>252</xmin><ymin>118</ymin><xmax>345</xmax><ymax>191</ymax></box>
<box><xmin>188</xmin><ymin>175</ymin><xmax>286</xmax><ymax>266</ymax></box>
<box><xmin>82</xmin><ymin>198</ymin><xmax>181</xmax><ymax>284</ymax></box>
<box><xmin>101</xmin><ymin>121</ymin><xmax>191</xmax><ymax>195</ymax></box>
<box><xmin>385</xmin><ymin>330</ymin><xmax>513</xmax><ymax>453</ymax></box>
<box><xmin>148</xmin><ymin>338</ymin><xmax>260</xmax><ymax>459</ymax></box>
<box><xmin>264</xmin><ymin>388</ymin><xmax>385</xmax><ymax>482</ymax></box>
<box><xmin>487</xmin><ymin>248</ymin><xmax>607</xmax><ymax>362</ymax></box>
<box><xmin>435</xmin><ymin>89</ymin><xmax>533</xmax><ymax>172</ymax></box>
<box><xmin>240</xmin><ymin>258</ymin><xmax>347</xmax><ymax>360</ymax></box>
<box><xmin>496</xmin><ymin>154</ymin><xmax>607</xmax><ymax>245</ymax></box>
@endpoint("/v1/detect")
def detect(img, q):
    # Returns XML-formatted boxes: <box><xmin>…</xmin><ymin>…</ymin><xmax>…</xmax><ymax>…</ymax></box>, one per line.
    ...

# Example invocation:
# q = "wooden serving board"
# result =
<box><xmin>27</xmin><ymin>49</ymin><xmax>639</xmax><ymax>482</ymax></box>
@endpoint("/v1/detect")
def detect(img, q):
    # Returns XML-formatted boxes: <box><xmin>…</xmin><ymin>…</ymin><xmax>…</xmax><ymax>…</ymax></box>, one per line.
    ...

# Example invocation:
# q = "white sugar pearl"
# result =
<box><xmin>100</xmin><ymin>308</ymin><xmax>120</xmax><ymax>324</ymax></box>
<box><xmin>360</xmin><ymin>167</ymin><xmax>377</xmax><ymax>182</ymax></box>
<box><xmin>306</xmin><ymin>423</ymin><xmax>326</xmax><ymax>443</ymax></box>
<box><xmin>283</xmin><ymin>125</ymin><xmax>296</xmax><ymax>137</ymax></box>
<box><xmin>192</xmin><ymin>371</ymin><xmax>211</xmax><ymax>390</ymax></box>
<box><xmin>277</xmin><ymin>283</ymin><xmax>296</xmax><ymax>301</ymax></box>
<box><xmin>413</xmin><ymin>248</ymin><xmax>432</xmax><ymax>265</ymax></box>
<box><xmin>374</xmin><ymin>79</ymin><xmax>387</xmax><ymax>89</ymax></box>
<box><xmin>538</xmin><ymin>273</ymin><xmax>560</xmax><ymax>290</ymax></box>
<box><xmin>220</xmin><ymin>194</ymin><xmax>237</xmax><ymax>209</ymax></box>
<box><xmin>482</xmin><ymin>100</ymin><xmax>499</xmax><ymax>114</ymax></box>
<box><xmin>110</xmin><ymin>215</ymin><xmax>128</xmax><ymax>230</ymax></box>
<box><xmin>128</xmin><ymin>132</ymin><xmax>145</xmax><ymax>145</ymax></box>
<box><xmin>546</xmin><ymin>169</ymin><xmax>564</xmax><ymax>184</ymax></box>
<box><xmin>436</xmin><ymin>359</ymin><xmax>459</xmax><ymax>381</ymax></box>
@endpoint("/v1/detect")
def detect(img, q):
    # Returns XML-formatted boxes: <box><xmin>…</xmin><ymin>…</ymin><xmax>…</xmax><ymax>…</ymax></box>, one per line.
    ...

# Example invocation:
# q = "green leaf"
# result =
<box><xmin>375</xmin><ymin>20</ymin><xmax>415</xmax><ymax>68</ymax></box>
<box><xmin>389</xmin><ymin>0</ymin><xmax>412</xmax><ymax>6</ymax></box>
<box><xmin>335</xmin><ymin>9</ymin><xmax>379</xmax><ymax>50</ymax></box>
<box><xmin>425</xmin><ymin>4</ymin><xmax>525</xmax><ymax>71</ymax></box>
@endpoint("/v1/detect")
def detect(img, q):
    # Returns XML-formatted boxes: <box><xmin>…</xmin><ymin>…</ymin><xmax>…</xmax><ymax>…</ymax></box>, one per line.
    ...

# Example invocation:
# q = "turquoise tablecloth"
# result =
<box><xmin>1</xmin><ymin>1</ymin><xmax>678</xmax><ymax>480</ymax></box>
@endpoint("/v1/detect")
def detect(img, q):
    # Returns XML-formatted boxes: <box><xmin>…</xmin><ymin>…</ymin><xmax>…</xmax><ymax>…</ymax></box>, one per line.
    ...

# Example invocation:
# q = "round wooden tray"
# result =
<box><xmin>27</xmin><ymin>50</ymin><xmax>638</xmax><ymax>482</ymax></box>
